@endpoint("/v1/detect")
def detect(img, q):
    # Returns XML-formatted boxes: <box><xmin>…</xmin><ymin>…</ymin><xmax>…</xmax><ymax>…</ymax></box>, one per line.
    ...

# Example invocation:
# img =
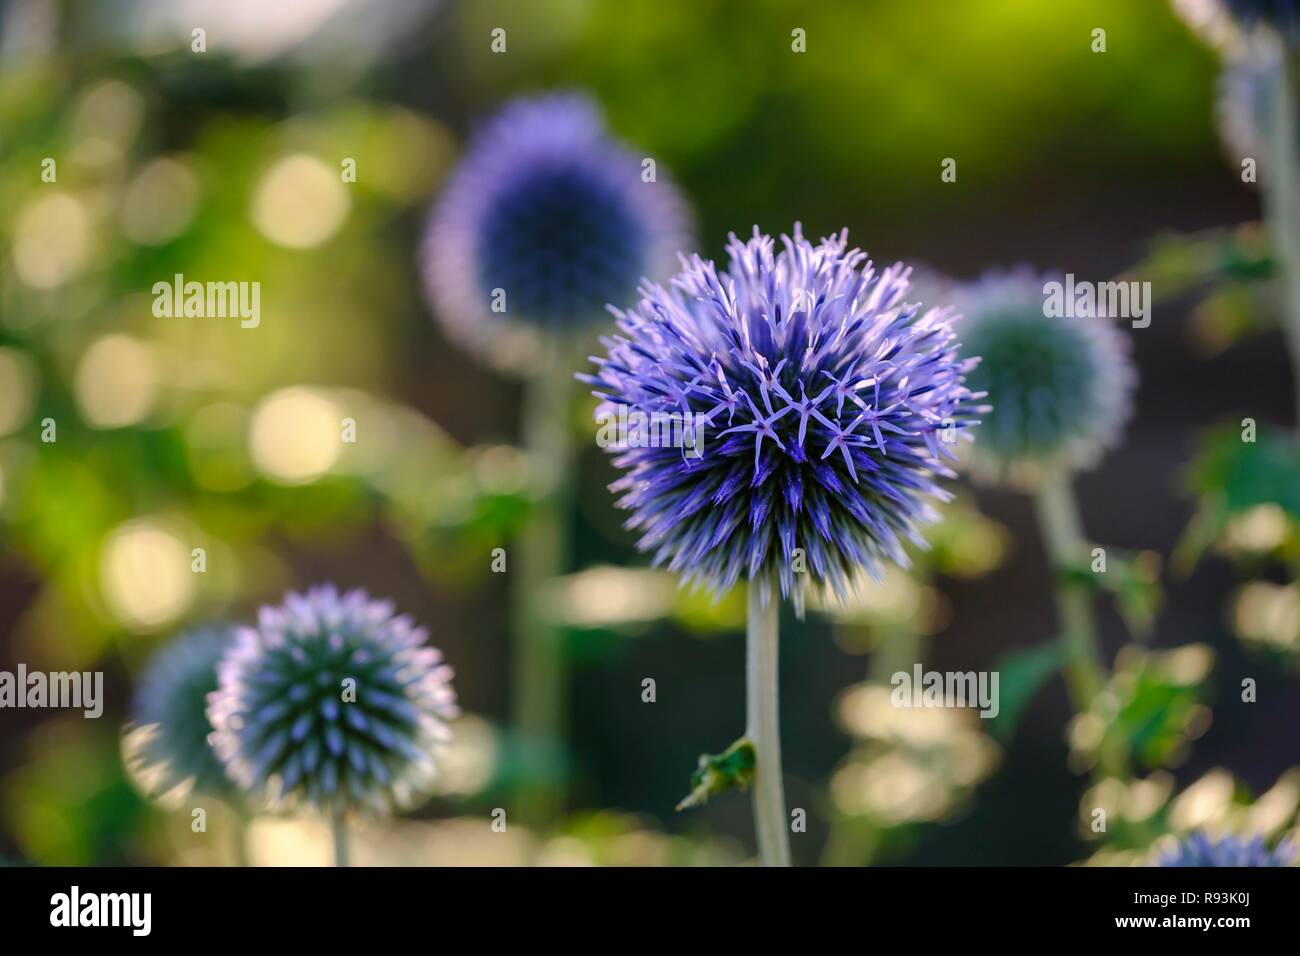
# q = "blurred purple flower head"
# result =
<box><xmin>1157</xmin><ymin>831</ymin><xmax>1296</xmax><ymax>866</ymax></box>
<box><xmin>1174</xmin><ymin>0</ymin><xmax>1300</xmax><ymax>51</ymax></box>
<box><xmin>949</xmin><ymin>269</ymin><xmax>1136</xmax><ymax>483</ymax></box>
<box><xmin>582</xmin><ymin>225</ymin><xmax>984</xmax><ymax>609</ymax></box>
<box><xmin>127</xmin><ymin>625</ymin><xmax>237</xmax><ymax>803</ymax></box>
<box><xmin>422</xmin><ymin>92</ymin><xmax>690</xmax><ymax>374</ymax></box>
<box><xmin>208</xmin><ymin>585</ymin><xmax>458</xmax><ymax>816</ymax></box>
<box><xmin>1224</xmin><ymin>0</ymin><xmax>1300</xmax><ymax>40</ymax></box>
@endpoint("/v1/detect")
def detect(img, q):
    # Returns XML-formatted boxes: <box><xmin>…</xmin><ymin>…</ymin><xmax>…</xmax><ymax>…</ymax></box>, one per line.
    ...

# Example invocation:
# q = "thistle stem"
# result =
<box><xmin>1264</xmin><ymin>49</ymin><xmax>1300</xmax><ymax>427</ymax></box>
<box><xmin>511</xmin><ymin>346</ymin><xmax>574</xmax><ymax>827</ymax></box>
<box><xmin>746</xmin><ymin>577</ymin><xmax>791</xmax><ymax>867</ymax></box>
<box><xmin>233</xmin><ymin>814</ymin><xmax>250</xmax><ymax>867</ymax></box>
<box><xmin>1032</xmin><ymin>471</ymin><xmax>1126</xmax><ymax>779</ymax></box>
<box><xmin>331</xmin><ymin>815</ymin><xmax>349</xmax><ymax>868</ymax></box>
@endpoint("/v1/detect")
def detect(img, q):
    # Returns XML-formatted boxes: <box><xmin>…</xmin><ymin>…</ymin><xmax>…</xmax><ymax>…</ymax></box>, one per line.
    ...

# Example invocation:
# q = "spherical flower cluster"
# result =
<box><xmin>1173</xmin><ymin>0</ymin><xmax>1248</xmax><ymax>53</ymax></box>
<box><xmin>1157</xmin><ymin>831</ymin><xmax>1296</xmax><ymax>866</ymax></box>
<box><xmin>1217</xmin><ymin>50</ymin><xmax>1276</xmax><ymax>167</ymax></box>
<box><xmin>126</xmin><ymin>625</ymin><xmax>237</xmax><ymax>803</ymax></box>
<box><xmin>582</xmin><ymin>225</ymin><xmax>984</xmax><ymax>607</ymax></box>
<box><xmin>207</xmin><ymin>585</ymin><xmax>458</xmax><ymax>816</ymax></box>
<box><xmin>949</xmin><ymin>269</ymin><xmax>1135</xmax><ymax>482</ymax></box>
<box><xmin>1214</xmin><ymin>33</ymin><xmax>1300</xmax><ymax>184</ymax></box>
<box><xmin>1223</xmin><ymin>0</ymin><xmax>1300</xmax><ymax>42</ymax></box>
<box><xmin>422</xmin><ymin>92</ymin><xmax>690</xmax><ymax>373</ymax></box>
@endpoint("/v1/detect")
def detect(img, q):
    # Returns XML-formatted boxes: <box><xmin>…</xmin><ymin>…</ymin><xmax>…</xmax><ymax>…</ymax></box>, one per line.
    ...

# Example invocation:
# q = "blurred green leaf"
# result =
<box><xmin>1177</xmin><ymin>425</ymin><xmax>1300</xmax><ymax>571</ymax></box>
<box><xmin>988</xmin><ymin>638</ymin><xmax>1065</xmax><ymax>743</ymax></box>
<box><xmin>1190</xmin><ymin>425</ymin><xmax>1300</xmax><ymax>515</ymax></box>
<box><xmin>1075</xmin><ymin>644</ymin><xmax>1214</xmax><ymax>773</ymax></box>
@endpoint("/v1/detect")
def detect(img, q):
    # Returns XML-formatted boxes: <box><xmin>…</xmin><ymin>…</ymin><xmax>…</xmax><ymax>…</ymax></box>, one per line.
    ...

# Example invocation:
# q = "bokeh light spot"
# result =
<box><xmin>100</xmin><ymin>519</ymin><xmax>195</xmax><ymax>630</ymax></box>
<box><xmin>0</xmin><ymin>347</ymin><xmax>39</xmax><ymax>435</ymax></box>
<box><xmin>12</xmin><ymin>193</ymin><xmax>90</xmax><ymax>289</ymax></box>
<box><xmin>251</xmin><ymin>153</ymin><xmax>350</xmax><ymax>248</ymax></box>
<box><xmin>74</xmin><ymin>335</ymin><xmax>158</xmax><ymax>429</ymax></box>
<box><xmin>121</xmin><ymin>156</ymin><xmax>200</xmax><ymax>244</ymax></box>
<box><xmin>249</xmin><ymin>386</ymin><xmax>341</xmax><ymax>484</ymax></box>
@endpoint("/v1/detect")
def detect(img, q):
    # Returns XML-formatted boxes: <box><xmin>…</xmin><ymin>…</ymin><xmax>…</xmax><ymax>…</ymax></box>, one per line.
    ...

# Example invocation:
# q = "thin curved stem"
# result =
<box><xmin>1264</xmin><ymin>50</ymin><xmax>1300</xmax><ymax>426</ymax></box>
<box><xmin>1033</xmin><ymin>471</ymin><xmax>1126</xmax><ymax>779</ymax></box>
<box><xmin>233</xmin><ymin>812</ymin><xmax>250</xmax><ymax>867</ymax></box>
<box><xmin>746</xmin><ymin>577</ymin><xmax>791</xmax><ymax>866</ymax></box>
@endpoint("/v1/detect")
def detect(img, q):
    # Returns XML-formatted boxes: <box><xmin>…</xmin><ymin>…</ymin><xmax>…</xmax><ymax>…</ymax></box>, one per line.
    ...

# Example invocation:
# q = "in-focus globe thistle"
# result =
<box><xmin>125</xmin><ymin>625</ymin><xmax>237</xmax><ymax>804</ymax></box>
<box><xmin>422</xmin><ymin>92</ymin><xmax>691</xmax><ymax>374</ymax></box>
<box><xmin>207</xmin><ymin>585</ymin><xmax>458</xmax><ymax>816</ymax></box>
<box><xmin>581</xmin><ymin>225</ymin><xmax>984</xmax><ymax>608</ymax></box>
<box><xmin>1156</xmin><ymin>831</ymin><xmax>1296</xmax><ymax>866</ymax></box>
<box><xmin>950</xmin><ymin>269</ymin><xmax>1135</xmax><ymax>483</ymax></box>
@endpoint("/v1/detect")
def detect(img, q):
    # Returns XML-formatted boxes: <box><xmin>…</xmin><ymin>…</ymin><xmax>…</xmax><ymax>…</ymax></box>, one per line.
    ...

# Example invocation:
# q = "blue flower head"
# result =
<box><xmin>422</xmin><ymin>92</ymin><xmax>690</xmax><ymax>373</ymax></box>
<box><xmin>1217</xmin><ymin>38</ymin><xmax>1297</xmax><ymax>176</ymax></box>
<box><xmin>207</xmin><ymin>585</ymin><xmax>458</xmax><ymax>816</ymax></box>
<box><xmin>582</xmin><ymin>225</ymin><xmax>984</xmax><ymax>610</ymax></box>
<box><xmin>126</xmin><ymin>625</ymin><xmax>238</xmax><ymax>803</ymax></box>
<box><xmin>1157</xmin><ymin>831</ymin><xmax>1296</xmax><ymax>866</ymax></box>
<box><xmin>1224</xmin><ymin>0</ymin><xmax>1300</xmax><ymax>38</ymax></box>
<box><xmin>950</xmin><ymin>269</ymin><xmax>1135</xmax><ymax>483</ymax></box>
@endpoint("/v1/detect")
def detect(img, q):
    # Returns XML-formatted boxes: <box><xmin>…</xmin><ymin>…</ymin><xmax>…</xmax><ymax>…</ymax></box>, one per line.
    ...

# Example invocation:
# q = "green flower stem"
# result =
<box><xmin>1265</xmin><ymin>50</ymin><xmax>1300</xmax><ymax>425</ymax></box>
<box><xmin>331</xmin><ymin>815</ymin><xmax>349</xmax><ymax>868</ymax></box>
<box><xmin>1032</xmin><ymin>471</ymin><xmax>1126</xmax><ymax>779</ymax></box>
<box><xmin>511</xmin><ymin>345</ymin><xmax>575</xmax><ymax>826</ymax></box>
<box><xmin>746</xmin><ymin>577</ymin><xmax>791</xmax><ymax>867</ymax></box>
<box><xmin>234</xmin><ymin>812</ymin><xmax>251</xmax><ymax>867</ymax></box>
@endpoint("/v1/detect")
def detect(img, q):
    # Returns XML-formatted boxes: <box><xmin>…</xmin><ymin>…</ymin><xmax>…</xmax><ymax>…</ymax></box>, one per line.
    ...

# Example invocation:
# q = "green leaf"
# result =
<box><xmin>1189</xmin><ymin>425</ymin><xmax>1300</xmax><ymax>517</ymax></box>
<box><xmin>987</xmin><ymin>639</ymin><xmax>1067</xmax><ymax>744</ymax></box>
<box><xmin>676</xmin><ymin>737</ymin><xmax>756</xmax><ymax>811</ymax></box>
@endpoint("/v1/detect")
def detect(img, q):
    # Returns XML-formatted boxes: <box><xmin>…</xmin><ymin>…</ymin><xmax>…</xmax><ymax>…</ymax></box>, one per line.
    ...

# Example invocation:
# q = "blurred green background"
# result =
<box><xmin>1</xmin><ymin>0</ymin><xmax>1297</xmax><ymax>865</ymax></box>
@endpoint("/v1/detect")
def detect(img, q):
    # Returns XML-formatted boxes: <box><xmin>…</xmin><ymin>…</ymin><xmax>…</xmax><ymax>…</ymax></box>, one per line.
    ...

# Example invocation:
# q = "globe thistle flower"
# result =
<box><xmin>1223</xmin><ymin>0</ymin><xmax>1300</xmax><ymax>43</ymax></box>
<box><xmin>1157</xmin><ymin>831</ymin><xmax>1297</xmax><ymax>866</ymax></box>
<box><xmin>1173</xmin><ymin>0</ymin><xmax>1249</xmax><ymax>53</ymax></box>
<box><xmin>125</xmin><ymin>625</ymin><xmax>237</xmax><ymax>804</ymax></box>
<box><xmin>422</xmin><ymin>92</ymin><xmax>690</xmax><ymax>374</ymax></box>
<box><xmin>207</xmin><ymin>585</ymin><xmax>458</xmax><ymax>816</ymax></box>
<box><xmin>582</xmin><ymin>225</ymin><xmax>984</xmax><ymax>609</ymax></box>
<box><xmin>1175</xmin><ymin>0</ymin><xmax>1300</xmax><ymax>49</ymax></box>
<box><xmin>1217</xmin><ymin>49</ymin><xmax>1280</xmax><ymax>166</ymax></box>
<box><xmin>950</xmin><ymin>269</ymin><xmax>1136</xmax><ymax>483</ymax></box>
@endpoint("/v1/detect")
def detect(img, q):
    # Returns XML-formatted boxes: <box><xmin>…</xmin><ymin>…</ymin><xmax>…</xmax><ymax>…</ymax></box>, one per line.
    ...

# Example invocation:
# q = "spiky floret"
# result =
<box><xmin>1157</xmin><ymin>831</ymin><xmax>1296</xmax><ymax>866</ymax></box>
<box><xmin>581</xmin><ymin>225</ymin><xmax>984</xmax><ymax>609</ymax></box>
<box><xmin>126</xmin><ymin>625</ymin><xmax>237</xmax><ymax>804</ymax></box>
<box><xmin>422</xmin><ymin>92</ymin><xmax>690</xmax><ymax>374</ymax></box>
<box><xmin>207</xmin><ymin>585</ymin><xmax>458</xmax><ymax>816</ymax></box>
<box><xmin>950</xmin><ymin>270</ymin><xmax>1135</xmax><ymax>482</ymax></box>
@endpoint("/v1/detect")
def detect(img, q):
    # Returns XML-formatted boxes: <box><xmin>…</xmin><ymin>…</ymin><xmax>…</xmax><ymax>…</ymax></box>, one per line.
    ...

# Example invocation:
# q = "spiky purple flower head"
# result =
<box><xmin>1157</xmin><ymin>831</ymin><xmax>1296</xmax><ymax>866</ymax></box>
<box><xmin>422</xmin><ymin>92</ymin><xmax>690</xmax><ymax>374</ymax></box>
<box><xmin>581</xmin><ymin>225</ymin><xmax>984</xmax><ymax>609</ymax></box>
<box><xmin>126</xmin><ymin>625</ymin><xmax>238</xmax><ymax>803</ymax></box>
<box><xmin>207</xmin><ymin>585</ymin><xmax>458</xmax><ymax>816</ymax></box>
